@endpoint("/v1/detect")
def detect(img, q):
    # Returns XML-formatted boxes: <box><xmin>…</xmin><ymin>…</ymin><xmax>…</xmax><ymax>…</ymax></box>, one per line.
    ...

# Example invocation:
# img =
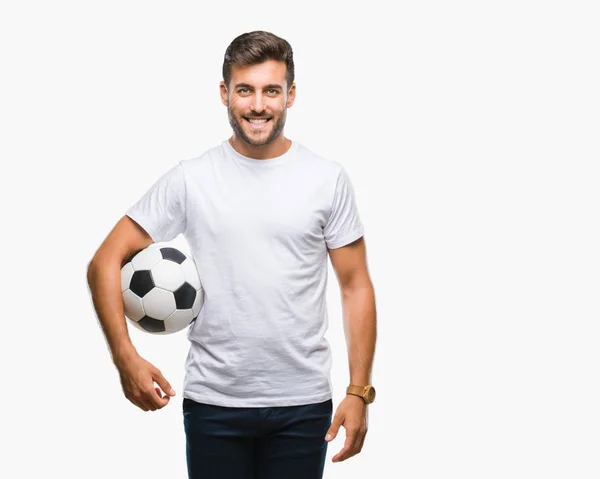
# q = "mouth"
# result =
<box><xmin>244</xmin><ymin>117</ymin><xmax>271</xmax><ymax>130</ymax></box>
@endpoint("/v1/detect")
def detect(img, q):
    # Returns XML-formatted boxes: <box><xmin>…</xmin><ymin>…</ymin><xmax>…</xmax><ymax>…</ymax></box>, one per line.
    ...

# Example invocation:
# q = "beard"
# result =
<box><xmin>227</xmin><ymin>104</ymin><xmax>287</xmax><ymax>147</ymax></box>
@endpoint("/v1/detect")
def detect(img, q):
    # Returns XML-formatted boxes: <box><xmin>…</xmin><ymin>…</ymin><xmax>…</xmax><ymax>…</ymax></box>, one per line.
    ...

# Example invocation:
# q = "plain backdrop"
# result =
<box><xmin>1</xmin><ymin>1</ymin><xmax>599</xmax><ymax>478</ymax></box>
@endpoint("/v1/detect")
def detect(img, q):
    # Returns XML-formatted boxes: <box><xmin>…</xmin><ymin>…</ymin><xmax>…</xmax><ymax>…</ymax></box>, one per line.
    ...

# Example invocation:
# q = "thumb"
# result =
<box><xmin>155</xmin><ymin>386</ymin><xmax>169</xmax><ymax>402</ymax></box>
<box><xmin>153</xmin><ymin>369</ymin><xmax>176</xmax><ymax>397</ymax></box>
<box><xmin>325</xmin><ymin>414</ymin><xmax>343</xmax><ymax>442</ymax></box>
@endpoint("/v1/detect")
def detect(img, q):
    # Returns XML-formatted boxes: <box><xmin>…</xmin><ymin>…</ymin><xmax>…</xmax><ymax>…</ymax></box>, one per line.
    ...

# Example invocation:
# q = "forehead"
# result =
<box><xmin>230</xmin><ymin>60</ymin><xmax>287</xmax><ymax>88</ymax></box>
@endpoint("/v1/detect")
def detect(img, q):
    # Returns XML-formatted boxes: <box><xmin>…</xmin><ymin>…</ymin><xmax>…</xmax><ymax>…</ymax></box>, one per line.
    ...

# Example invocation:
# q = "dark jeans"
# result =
<box><xmin>182</xmin><ymin>397</ymin><xmax>333</xmax><ymax>479</ymax></box>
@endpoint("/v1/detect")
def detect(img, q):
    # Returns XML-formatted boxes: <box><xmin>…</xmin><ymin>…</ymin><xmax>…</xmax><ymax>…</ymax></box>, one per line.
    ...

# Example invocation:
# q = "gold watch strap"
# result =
<box><xmin>346</xmin><ymin>385</ymin><xmax>368</xmax><ymax>397</ymax></box>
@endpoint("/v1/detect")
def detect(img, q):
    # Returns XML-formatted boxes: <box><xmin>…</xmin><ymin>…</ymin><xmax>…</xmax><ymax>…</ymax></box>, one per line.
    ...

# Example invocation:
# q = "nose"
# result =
<box><xmin>251</xmin><ymin>92</ymin><xmax>265</xmax><ymax>113</ymax></box>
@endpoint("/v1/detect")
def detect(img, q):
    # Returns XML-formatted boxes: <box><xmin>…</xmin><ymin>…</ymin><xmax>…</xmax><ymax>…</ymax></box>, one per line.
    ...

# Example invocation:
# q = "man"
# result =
<box><xmin>87</xmin><ymin>30</ymin><xmax>377</xmax><ymax>479</ymax></box>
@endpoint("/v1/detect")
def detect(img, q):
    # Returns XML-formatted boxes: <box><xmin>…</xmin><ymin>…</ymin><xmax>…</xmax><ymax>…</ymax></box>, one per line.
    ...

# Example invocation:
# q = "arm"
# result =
<box><xmin>328</xmin><ymin>236</ymin><xmax>377</xmax><ymax>386</ymax></box>
<box><xmin>87</xmin><ymin>215</ymin><xmax>176</xmax><ymax>412</ymax></box>
<box><xmin>325</xmin><ymin>235</ymin><xmax>377</xmax><ymax>462</ymax></box>
<box><xmin>86</xmin><ymin>215</ymin><xmax>153</xmax><ymax>367</ymax></box>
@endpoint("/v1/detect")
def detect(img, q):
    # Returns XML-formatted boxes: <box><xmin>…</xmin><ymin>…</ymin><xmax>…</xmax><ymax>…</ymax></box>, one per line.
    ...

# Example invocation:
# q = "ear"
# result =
<box><xmin>219</xmin><ymin>81</ymin><xmax>229</xmax><ymax>107</ymax></box>
<box><xmin>286</xmin><ymin>82</ymin><xmax>296</xmax><ymax>108</ymax></box>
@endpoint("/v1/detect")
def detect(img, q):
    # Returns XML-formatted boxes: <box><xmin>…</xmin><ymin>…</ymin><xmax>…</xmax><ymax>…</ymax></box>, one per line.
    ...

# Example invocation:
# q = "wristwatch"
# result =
<box><xmin>346</xmin><ymin>384</ymin><xmax>376</xmax><ymax>404</ymax></box>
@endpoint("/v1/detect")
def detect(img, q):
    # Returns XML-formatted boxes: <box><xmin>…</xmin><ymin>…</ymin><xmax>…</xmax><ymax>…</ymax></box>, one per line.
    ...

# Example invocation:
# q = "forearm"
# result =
<box><xmin>341</xmin><ymin>283</ymin><xmax>377</xmax><ymax>385</ymax></box>
<box><xmin>87</xmin><ymin>257</ymin><xmax>139</xmax><ymax>367</ymax></box>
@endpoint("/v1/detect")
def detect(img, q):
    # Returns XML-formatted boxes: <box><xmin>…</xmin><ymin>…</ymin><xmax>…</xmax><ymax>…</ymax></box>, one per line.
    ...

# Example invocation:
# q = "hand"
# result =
<box><xmin>325</xmin><ymin>394</ymin><xmax>369</xmax><ymax>462</ymax></box>
<box><xmin>116</xmin><ymin>353</ymin><xmax>176</xmax><ymax>411</ymax></box>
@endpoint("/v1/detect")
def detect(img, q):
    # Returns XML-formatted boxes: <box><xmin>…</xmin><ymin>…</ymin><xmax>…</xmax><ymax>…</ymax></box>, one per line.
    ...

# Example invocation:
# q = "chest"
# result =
<box><xmin>186</xmin><ymin>167</ymin><xmax>331</xmax><ymax>247</ymax></box>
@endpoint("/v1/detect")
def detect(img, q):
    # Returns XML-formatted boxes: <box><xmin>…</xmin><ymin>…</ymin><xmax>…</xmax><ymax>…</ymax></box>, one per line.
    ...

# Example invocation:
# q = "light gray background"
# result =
<box><xmin>1</xmin><ymin>1</ymin><xmax>598</xmax><ymax>478</ymax></box>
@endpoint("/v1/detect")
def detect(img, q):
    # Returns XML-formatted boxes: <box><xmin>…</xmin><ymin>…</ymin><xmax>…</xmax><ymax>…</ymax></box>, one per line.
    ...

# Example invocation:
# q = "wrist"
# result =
<box><xmin>346</xmin><ymin>384</ymin><xmax>376</xmax><ymax>404</ymax></box>
<box><xmin>345</xmin><ymin>393</ymin><xmax>366</xmax><ymax>405</ymax></box>
<box><xmin>112</xmin><ymin>344</ymin><xmax>139</xmax><ymax>368</ymax></box>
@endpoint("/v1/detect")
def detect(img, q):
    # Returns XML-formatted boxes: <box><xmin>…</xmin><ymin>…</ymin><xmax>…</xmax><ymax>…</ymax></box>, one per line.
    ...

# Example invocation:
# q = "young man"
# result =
<box><xmin>87</xmin><ymin>30</ymin><xmax>377</xmax><ymax>479</ymax></box>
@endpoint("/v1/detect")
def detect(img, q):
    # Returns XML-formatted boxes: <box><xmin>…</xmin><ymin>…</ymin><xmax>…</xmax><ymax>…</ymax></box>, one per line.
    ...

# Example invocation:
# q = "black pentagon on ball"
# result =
<box><xmin>138</xmin><ymin>315</ymin><xmax>166</xmax><ymax>333</ymax></box>
<box><xmin>174</xmin><ymin>282</ymin><xmax>197</xmax><ymax>309</ymax></box>
<box><xmin>129</xmin><ymin>270</ymin><xmax>154</xmax><ymax>297</ymax></box>
<box><xmin>160</xmin><ymin>247</ymin><xmax>186</xmax><ymax>264</ymax></box>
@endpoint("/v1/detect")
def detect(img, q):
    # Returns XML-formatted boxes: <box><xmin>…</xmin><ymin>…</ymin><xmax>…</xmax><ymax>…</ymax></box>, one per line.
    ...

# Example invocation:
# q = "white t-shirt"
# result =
<box><xmin>125</xmin><ymin>138</ymin><xmax>364</xmax><ymax>407</ymax></box>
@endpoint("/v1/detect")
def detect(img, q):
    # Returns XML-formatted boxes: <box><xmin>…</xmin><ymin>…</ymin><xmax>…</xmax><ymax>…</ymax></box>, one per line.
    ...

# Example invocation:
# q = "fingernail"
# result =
<box><xmin>169</xmin><ymin>388</ymin><xmax>176</xmax><ymax>395</ymax></box>
<box><xmin>325</xmin><ymin>434</ymin><xmax>332</xmax><ymax>441</ymax></box>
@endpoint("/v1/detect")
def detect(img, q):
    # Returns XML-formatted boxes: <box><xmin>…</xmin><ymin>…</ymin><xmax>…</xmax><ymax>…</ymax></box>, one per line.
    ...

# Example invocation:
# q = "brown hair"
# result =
<box><xmin>222</xmin><ymin>31</ymin><xmax>295</xmax><ymax>92</ymax></box>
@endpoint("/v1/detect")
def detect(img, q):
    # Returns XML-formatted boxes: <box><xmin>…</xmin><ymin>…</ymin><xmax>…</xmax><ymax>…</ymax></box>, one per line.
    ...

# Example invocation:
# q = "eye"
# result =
<box><xmin>239</xmin><ymin>88</ymin><xmax>249</xmax><ymax>94</ymax></box>
<box><xmin>267</xmin><ymin>89</ymin><xmax>278</xmax><ymax>94</ymax></box>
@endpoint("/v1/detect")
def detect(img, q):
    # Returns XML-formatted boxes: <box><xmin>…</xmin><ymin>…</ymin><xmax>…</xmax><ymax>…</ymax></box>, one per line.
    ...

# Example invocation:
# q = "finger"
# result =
<box><xmin>153</xmin><ymin>370</ymin><xmax>176</xmax><ymax>397</ymax></box>
<box><xmin>149</xmin><ymin>387</ymin><xmax>169</xmax><ymax>409</ymax></box>
<box><xmin>142</xmin><ymin>393</ymin><xmax>157</xmax><ymax>411</ymax></box>
<box><xmin>136</xmin><ymin>389</ymin><xmax>159</xmax><ymax>411</ymax></box>
<box><xmin>332</xmin><ymin>444</ymin><xmax>352</xmax><ymax>463</ymax></box>
<box><xmin>331</xmin><ymin>433</ymin><xmax>351</xmax><ymax>462</ymax></box>
<box><xmin>325</xmin><ymin>413</ymin><xmax>344</xmax><ymax>442</ymax></box>
<box><xmin>333</xmin><ymin>444</ymin><xmax>359</xmax><ymax>462</ymax></box>
<box><xmin>332</xmin><ymin>430</ymin><xmax>359</xmax><ymax>462</ymax></box>
<box><xmin>155</xmin><ymin>387</ymin><xmax>170</xmax><ymax>409</ymax></box>
<box><xmin>127</xmin><ymin>393</ymin><xmax>148</xmax><ymax>411</ymax></box>
<box><xmin>135</xmin><ymin>397</ymin><xmax>150</xmax><ymax>411</ymax></box>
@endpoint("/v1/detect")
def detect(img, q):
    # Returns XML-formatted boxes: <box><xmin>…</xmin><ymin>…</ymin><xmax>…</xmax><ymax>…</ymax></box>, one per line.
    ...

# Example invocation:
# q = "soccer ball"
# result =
<box><xmin>120</xmin><ymin>243</ymin><xmax>204</xmax><ymax>335</ymax></box>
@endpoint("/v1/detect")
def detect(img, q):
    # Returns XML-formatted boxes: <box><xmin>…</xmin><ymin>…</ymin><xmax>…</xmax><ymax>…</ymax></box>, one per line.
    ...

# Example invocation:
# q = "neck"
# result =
<box><xmin>228</xmin><ymin>134</ymin><xmax>291</xmax><ymax>160</ymax></box>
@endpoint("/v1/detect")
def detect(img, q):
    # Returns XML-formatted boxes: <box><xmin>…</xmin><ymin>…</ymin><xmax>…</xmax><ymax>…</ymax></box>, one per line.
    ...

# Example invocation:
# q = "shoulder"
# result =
<box><xmin>180</xmin><ymin>141</ymin><xmax>228</xmax><ymax>173</ymax></box>
<box><xmin>294</xmin><ymin>141</ymin><xmax>344</xmax><ymax>178</ymax></box>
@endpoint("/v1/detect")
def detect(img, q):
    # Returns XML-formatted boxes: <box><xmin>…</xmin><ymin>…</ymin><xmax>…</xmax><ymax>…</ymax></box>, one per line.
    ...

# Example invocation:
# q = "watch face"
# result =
<box><xmin>367</xmin><ymin>387</ymin><xmax>376</xmax><ymax>403</ymax></box>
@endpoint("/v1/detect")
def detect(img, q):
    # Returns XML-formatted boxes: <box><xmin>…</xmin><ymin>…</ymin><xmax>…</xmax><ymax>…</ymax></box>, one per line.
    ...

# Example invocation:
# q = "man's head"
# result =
<box><xmin>220</xmin><ymin>31</ymin><xmax>296</xmax><ymax>148</ymax></box>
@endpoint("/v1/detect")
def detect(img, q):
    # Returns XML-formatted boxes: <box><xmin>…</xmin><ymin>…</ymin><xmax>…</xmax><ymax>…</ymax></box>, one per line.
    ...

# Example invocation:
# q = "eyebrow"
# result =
<box><xmin>234</xmin><ymin>83</ymin><xmax>283</xmax><ymax>90</ymax></box>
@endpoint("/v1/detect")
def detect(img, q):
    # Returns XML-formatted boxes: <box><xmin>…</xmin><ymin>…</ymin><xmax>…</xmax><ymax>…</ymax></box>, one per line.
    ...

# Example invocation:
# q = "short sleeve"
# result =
<box><xmin>323</xmin><ymin>166</ymin><xmax>365</xmax><ymax>249</ymax></box>
<box><xmin>125</xmin><ymin>162</ymin><xmax>187</xmax><ymax>243</ymax></box>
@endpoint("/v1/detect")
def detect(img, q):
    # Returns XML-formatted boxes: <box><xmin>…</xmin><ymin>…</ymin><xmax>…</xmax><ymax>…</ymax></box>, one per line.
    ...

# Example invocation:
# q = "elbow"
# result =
<box><xmin>87</xmin><ymin>253</ymin><xmax>125</xmax><ymax>284</ymax></box>
<box><xmin>341</xmin><ymin>274</ymin><xmax>373</xmax><ymax>295</ymax></box>
<box><xmin>87</xmin><ymin>259</ymin><xmax>97</xmax><ymax>284</ymax></box>
<box><xmin>340</xmin><ymin>277</ymin><xmax>374</xmax><ymax>296</ymax></box>
<box><xmin>87</xmin><ymin>255</ymin><xmax>105</xmax><ymax>283</ymax></box>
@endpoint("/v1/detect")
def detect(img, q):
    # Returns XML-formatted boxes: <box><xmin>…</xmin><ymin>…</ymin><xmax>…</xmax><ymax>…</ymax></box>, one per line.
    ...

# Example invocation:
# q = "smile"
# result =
<box><xmin>245</xmin><ymin>118</ymin><xmax>271</xmax><ymax>130</ymax></box>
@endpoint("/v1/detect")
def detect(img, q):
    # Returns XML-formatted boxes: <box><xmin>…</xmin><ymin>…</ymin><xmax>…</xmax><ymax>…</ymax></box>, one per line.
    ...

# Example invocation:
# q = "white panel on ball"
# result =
<box><xmin>151</xmin><ymin>260</ymin><xmax>185</xmax><ymax>291</ymax></box>
<box><xmin>143</xmin><ymin>288</ymin><xmax>176</xmax><ymax>320</ymax></box>
<box><xmin>181</xmin><ymin>259</ymin><xmax>202</xmax><ymax>290</ymax></box>
<box><xmin>120</xmin><ymin>263</ymin><xmax>135</xmax><ymax>292</ymax></box>
<box><xmin>192</xmin><ymin>289</ymin><xmax>205</xmax><ymax>318</ymax></box>
<box><xmin>131</xmin><ymin>247</ymin><xmax>163</xmax><ymax>271</ymax></box>
<box><xmin>164</xmin><ymin>309</ymin><xmax>194</xmax><ymax>332</ymax></box>
<box><xmin>122</xmin><ymin>289</ymin><xmax>145</xmax><ymax>321</ymax></box>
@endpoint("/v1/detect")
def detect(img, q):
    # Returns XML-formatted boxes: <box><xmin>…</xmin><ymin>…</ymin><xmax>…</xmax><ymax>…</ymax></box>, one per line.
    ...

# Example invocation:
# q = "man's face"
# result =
<box><xmin>220</xmin><ymin>60</ymin><xmax>295</xmax><ymax>147</ymax></box>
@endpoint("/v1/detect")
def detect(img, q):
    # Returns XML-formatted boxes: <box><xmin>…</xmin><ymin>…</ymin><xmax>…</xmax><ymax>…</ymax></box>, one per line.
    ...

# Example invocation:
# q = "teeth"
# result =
<box><xmin>248</xmin><ymin>118</ymin><xmax>268</xmax><ymax>124</ymax></box>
